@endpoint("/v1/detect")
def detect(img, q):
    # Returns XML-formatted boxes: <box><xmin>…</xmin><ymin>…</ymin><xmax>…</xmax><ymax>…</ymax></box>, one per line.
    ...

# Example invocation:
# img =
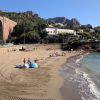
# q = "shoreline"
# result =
<box><xmin>45</xmin><ymin>50</ymin><xmax>84</xmax><ymax>100</ymax></box>
<box><xmin>60</xmin><ymin>51</ymin><xmax>86</xmax><ymax>100</ymax></box>
<box><xmin>60</xmin><ymin>51</ymin><xmax>100</xmax><ymax>100</ymax></box>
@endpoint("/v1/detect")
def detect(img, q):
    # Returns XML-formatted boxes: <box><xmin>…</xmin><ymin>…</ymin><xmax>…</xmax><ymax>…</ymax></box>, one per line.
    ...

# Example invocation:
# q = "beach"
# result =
<box><xmin>61</xmin><ymin>52</ymin><xmax>100</xmax><ymax>100</ymax></box>
<box><xmin>0</xmin><ymin>44</ymin><xmax>83</xmax><ymax>100</ymax></box>
<box><xmin>60</xmin><ymin>55</ymin><xmax>85</xmax><ymax>100</ymax></box>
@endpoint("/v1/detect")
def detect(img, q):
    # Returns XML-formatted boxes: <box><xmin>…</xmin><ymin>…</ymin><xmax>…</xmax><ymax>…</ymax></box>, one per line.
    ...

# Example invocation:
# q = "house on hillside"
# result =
<box><xmin>45</xmin><ymin>28</ymin><xmax>76</xmax><ymax>35</ymax></box>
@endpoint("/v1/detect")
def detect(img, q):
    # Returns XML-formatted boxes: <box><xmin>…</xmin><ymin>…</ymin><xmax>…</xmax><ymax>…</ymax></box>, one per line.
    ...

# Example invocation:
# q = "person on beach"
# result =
<box><xmin>23</xmin><ymin>58</ymin><xmax>26</xmax><ymax>65</ymax></box>
<box><xmin>22</xmin><ymin>58</ymin><xmax>39</xmax><ymax>68</ymax></box>
<box><xmin>27</xmin><ymin>58</ymin><xmax>32</xmax><ymax>68</ymax></box>
<box><xmin>24</xmin><ymin>63</ymin><xmax>29</xmax><ymax>68</ymax></box>
<box><xmin>32</xmin><ymin>60</ymin><xmax>39</xmax><ymax>68</ymax></box>
<box><xmin>23</xmin><ymin>58</ymin><xmax>29</xmax><ymax>68</ymax></box>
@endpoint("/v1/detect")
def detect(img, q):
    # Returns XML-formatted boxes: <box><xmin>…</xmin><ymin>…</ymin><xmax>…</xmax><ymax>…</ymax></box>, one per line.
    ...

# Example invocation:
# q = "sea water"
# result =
<box><xmin>79</xmin><ymin>53</ymin><xmax>100</xmax><ymax>100</ymax></box>
<box><xmin>61</xmin><ymin>53</ymin><xmax>100</xmax><ymax>100</ymax></box>
<box><xmin>73</xmin><ymin>53</ymin><xmax>100</xmax><ymax>100</ymax></box>
<box><xmin>81</xmin><ymin>53</ymin><xmax>100</xmax><ymax>85</ymax></box>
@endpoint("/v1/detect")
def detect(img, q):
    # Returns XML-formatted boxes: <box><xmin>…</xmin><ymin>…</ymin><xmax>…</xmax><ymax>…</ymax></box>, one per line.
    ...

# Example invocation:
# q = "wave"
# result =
<box><xmin>75</xmin><ymin>55</ymin><xmax>83</xmax><ymax>64</ymax></box>
<box><xmin>75</xmin><ymin>57</ymin><xmax>100</xmax><ymax>100</ymax></box>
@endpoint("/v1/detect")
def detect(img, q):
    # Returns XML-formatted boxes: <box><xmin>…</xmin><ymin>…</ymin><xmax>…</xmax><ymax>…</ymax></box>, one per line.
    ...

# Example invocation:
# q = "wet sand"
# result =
<box><xmin>60</xmin><ymin>53</ymin><xmax>87</xmax><ymax>100</ymax></box>
<box><xmin>60</xmin><ymin>56</ymin><xmax>82</xmax><ymax>100</ymax></box>
<box><xmin>0</xmin><ymin>44</ymin><xmax>83</xmax><ymax>100</ymax></box>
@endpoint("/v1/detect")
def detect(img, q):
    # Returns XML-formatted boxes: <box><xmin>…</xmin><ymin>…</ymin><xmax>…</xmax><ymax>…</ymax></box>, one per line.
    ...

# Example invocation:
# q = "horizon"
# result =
<box><xmin>0</xmin><ymin>0</ymin><xmax>100</xmax><ymax>27</ymax></box>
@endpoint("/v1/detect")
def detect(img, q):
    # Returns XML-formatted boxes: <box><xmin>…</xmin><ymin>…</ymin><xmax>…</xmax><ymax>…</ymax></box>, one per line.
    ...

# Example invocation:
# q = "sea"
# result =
<box><xmin>61</xmin><ymin>53</ymin><xmax>100</xmax><ymax>100</ymax></box>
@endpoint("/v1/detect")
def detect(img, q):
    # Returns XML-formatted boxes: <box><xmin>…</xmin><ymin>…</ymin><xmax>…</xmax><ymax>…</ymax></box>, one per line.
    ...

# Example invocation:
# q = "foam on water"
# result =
<box><xmin>61</xmin><ymin>54</ymin><xmax>100</xmax><ymax>100</ymax></box>
<box><xmin>75</xmin><ymin>55</ymin><xmax>83</xmax><ymax>64</ymax></box>
<box><xmin>75</xmin><ymin>57</ymin><xmax>100</xmax><ymax>100</ymax></box>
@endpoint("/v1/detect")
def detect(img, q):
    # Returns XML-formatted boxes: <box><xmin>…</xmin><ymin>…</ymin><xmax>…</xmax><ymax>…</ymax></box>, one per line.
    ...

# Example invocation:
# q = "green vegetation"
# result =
<box><xmin>1</xmin><ymin>11</ymin><xmax>100</xmax><ymax>50</ymax></box>
<box><xmin>0</xmin><ymin>11</ymin><xmax>48</xmax><ymax>44</ymax></box>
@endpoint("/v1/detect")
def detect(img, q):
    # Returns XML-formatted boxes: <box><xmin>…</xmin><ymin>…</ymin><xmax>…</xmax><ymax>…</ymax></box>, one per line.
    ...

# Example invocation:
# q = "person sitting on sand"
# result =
<box><xmin>32</xmin><ymin>60</ymin><xmax>39</xmax><ymax>68</ymax></box>
<box><xmin>27</xmin><ymin>58</ymin><xmax>32</xmax><ymax>68</ymax></box>
<box><xmin>23</xmin><ymin>58</ymin><xmax>29</xmax><ymax>68</ymax></box>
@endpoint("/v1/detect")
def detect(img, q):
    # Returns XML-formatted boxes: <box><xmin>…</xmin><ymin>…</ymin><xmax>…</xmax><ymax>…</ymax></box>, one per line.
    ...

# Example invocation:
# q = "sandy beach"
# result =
<box><xmin>0</xmin><ymin>44</ymin><xmax>83</xmax><ymax>100</ymax></box>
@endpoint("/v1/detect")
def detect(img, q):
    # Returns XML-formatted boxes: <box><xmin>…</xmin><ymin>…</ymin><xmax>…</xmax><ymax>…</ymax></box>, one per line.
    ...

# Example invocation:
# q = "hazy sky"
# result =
<box><xmin>0</xmin><ymin>0</ymin><xmax>100</xmax><ymax>27</ymax></box>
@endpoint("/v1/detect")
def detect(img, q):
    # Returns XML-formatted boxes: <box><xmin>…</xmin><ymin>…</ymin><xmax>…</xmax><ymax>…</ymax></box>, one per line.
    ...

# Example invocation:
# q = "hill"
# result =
<box><xmin>0</xmin><ymin>10</ymin><xmax>97</xmax><ymax>44</ymax></box>
<box><xmin>0</xmin><ymin>10</ymin><xmax>48</xmax><ymax>43</ymax></box>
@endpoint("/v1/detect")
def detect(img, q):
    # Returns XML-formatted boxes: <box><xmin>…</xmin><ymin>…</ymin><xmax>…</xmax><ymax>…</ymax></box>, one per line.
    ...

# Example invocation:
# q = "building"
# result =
<box><xmin>0</xmin><ymin>16</ymin><xmax>17</xmax><ymax>42</ymax></box>
<box><xmin>45</xmin><ymin>28</ymin><xmax>76</xmax><ymax>35</ymax></box>
<box><xmin>78</xmin><ymin>29</ymin><xmax>84</xmax><ymax>33</ymax></box>
<box><xmin>90</xmin><ymin>29</ymin><xmax>95</xmax><ymax>33</ymax></box>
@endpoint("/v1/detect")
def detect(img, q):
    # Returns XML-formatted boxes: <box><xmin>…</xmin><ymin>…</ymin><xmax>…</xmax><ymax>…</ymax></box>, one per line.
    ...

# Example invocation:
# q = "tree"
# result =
<box><xmin>9</xmin><ymin>11</ymin><xmax>48</xmax><ymax>44</ymax></box>
<box><xmin>20</xmin><ymin>31</ymin><xmax>40</xmax><ymax>43</ymax></box>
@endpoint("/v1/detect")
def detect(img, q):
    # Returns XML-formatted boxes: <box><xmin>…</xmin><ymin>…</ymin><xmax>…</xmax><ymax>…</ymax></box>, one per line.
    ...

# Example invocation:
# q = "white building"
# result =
<box><xmin>78</xmin><ymin>29</ymin><xmax>84</xmax><ymax>33</ymax></box>
<box><xmin>45</xmin><ymin>28</ymin><xmax>76</xmax><ymax>35</ymax></box>
<box><xmin>90</xmin><ymin>29</ymin><xmax>95</xmax><ymax>33</ymax></box>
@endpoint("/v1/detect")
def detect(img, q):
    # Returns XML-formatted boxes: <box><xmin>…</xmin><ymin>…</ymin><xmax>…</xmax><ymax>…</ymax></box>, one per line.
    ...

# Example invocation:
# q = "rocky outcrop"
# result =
<box><xmin>46</xmin><ymin>17</ymin><xmax>80</xmax><ymax>28</ymax></box>
<box><xmin>47</xmin><ymin>17</ymin><xmax>68</xmax><ymax>24</ymax></box>
<box><xmin>71</xmin><ymin>18</ymin><xmax>80</xmax><ymax>27</ymax></box>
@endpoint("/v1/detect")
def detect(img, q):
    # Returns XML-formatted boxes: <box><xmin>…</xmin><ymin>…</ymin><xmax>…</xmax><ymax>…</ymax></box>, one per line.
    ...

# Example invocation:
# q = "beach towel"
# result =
<box><xmin>16</xmin><ymin>64</ymin><xmax>24</xmax><ymax>68</ymax></box>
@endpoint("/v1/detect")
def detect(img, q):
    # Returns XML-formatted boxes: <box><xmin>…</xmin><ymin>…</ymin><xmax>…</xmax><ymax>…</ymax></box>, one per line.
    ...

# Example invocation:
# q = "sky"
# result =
<box><xmin>0</xmin><ymin>0</ymin><xmax>100</xmax><ymax>27</ymax></box>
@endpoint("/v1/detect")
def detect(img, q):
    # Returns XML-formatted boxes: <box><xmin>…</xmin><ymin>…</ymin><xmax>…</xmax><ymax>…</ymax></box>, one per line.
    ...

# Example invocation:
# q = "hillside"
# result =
<box><xmin>0</xmin><ymin>10</ymin><xmax>98</xmax><ymax>44</ymax></box>
<box><xmin>0</xmin><ymin>11</ymin><xmax>48</xmax><ymax>43</ymax></box>
<box><xmin>0</xmin><ymin>11</ymin><xmax>43</xmax><ymax>23</ymax></box>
